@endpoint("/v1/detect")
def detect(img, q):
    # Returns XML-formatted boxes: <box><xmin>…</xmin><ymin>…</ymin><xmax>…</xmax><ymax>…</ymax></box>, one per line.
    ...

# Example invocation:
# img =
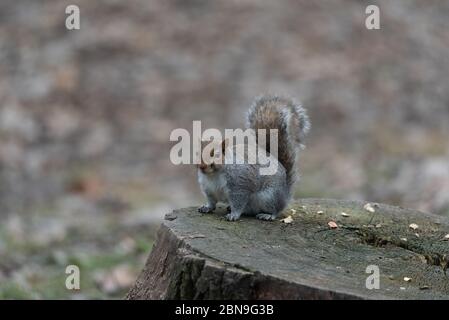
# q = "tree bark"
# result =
<box><xmin>126</xmin><ymin>199</ymin><xmax>449</xmax><ymax>300</ymax></box>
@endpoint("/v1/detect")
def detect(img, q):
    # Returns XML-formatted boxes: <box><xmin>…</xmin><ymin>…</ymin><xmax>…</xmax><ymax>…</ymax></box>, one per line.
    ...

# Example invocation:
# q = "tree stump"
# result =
<box><xmin>126</xmin><ymin>199</ymin><xmax>449</xmax><ymax>299</ymax></box>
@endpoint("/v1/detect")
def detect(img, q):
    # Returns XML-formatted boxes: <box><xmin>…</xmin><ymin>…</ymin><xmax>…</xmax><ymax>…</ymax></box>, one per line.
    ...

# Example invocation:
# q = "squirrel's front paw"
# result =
<box><xmin>225</xmin><ymin>212</ymin><xmax>241</xmax><ymax>221</ymax></box>
<box><xmin>198</xmin><ymin>205</ymin><xmax>215</xmax><ymax>213</ymax></box>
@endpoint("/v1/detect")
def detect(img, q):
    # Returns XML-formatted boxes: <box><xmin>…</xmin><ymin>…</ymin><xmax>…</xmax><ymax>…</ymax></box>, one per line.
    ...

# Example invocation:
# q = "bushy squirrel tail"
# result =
<box><xmin>246</xmin><ymin>95</ymin><xmax>310</xmax><ymax>188</ymax></box>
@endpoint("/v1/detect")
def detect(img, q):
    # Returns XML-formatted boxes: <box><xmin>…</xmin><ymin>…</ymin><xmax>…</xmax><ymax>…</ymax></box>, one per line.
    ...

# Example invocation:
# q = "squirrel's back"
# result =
<box><xmin>246</xmin><ymin>95</ymin><xmax>310</xmax><ymax>188</ymax></box>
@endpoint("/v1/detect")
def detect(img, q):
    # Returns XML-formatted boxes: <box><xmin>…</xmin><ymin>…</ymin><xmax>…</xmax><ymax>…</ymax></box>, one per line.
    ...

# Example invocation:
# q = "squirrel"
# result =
<box><xmin>197</xmin><ymin>95</ymin><xmax>310</xmax><ymax>221</ymax></box>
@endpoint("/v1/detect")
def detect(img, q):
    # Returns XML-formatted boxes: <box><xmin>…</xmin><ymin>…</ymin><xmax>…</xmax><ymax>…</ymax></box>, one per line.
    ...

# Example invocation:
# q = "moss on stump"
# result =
<box><xmin>126</xmin><ymin>199</ymin><xmax>449</xmax><ymax>300</ymax></box>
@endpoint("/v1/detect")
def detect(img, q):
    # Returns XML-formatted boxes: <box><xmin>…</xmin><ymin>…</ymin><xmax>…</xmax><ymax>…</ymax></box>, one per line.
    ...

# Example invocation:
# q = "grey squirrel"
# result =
<box><xmin>197</xmin><ymin>95</ymin><xmax>310</xmax><ymax>221</ymax></box>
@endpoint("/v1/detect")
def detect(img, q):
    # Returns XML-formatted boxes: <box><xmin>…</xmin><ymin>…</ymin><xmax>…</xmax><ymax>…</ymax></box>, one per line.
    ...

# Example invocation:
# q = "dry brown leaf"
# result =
<box><xmin>341</xmin><ymin>212</ymin><xmax>349</xmax><ymax>217</ymax></box>
<box><xmin>409</xmin><ymin>223</ymin><xmax>419</xmax><ymax>230</ymax></box>
<box><xmin>328</xmin><ymin>221</ymin><xmax>338</xmax><ymax>229</ymax></box>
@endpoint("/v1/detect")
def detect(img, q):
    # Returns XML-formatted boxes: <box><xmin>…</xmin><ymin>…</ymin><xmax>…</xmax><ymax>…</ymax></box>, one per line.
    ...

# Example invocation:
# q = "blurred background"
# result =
<box><xmin>1</xmin><ymin>0</ymin><xmax>448</xmax><ymax>299</ymax></box>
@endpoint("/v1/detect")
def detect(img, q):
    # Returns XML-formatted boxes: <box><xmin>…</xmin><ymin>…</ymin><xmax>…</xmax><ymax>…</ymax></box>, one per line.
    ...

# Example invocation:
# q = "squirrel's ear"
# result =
<box><xmin>222</xmin><ymin>138</ymin><xmax>229</xmax><ymax>152</ymax></box>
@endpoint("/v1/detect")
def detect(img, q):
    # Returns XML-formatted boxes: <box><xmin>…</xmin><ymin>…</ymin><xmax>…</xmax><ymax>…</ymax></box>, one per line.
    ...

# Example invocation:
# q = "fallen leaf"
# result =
<box><xmin>400</xmin><ymin>287</ymin><xmax>406</xmax><ymax>290</ymax></box>
<box><xmin>418</xmin><ymin>255</ymin><xmax>428</xmax><ymax>264</ymax></box>
<box><xmin>444</xmin><ymin>234</ymin><xmax>449</xmax><ymax>240</ymax></box>
<box><xmin>419</xmin><ymin>285</ymin><xmax>430</xmax><ymax>290</ymax></box>
<box><xmin>403</xmin><ymin>277</ymin><xmax>412</xmax><ymax>282</ymax></box>
<box><xmin>414</xmin><ymin>233</ymin><xmax>420</xmax><ymax>238</ymax></box>
<box><xmin>375</xmin><ymin>224</ymin><xmax>382</xmax><ymax>228</ymax></box>
<box><xmin>400</xmin><ymin>238</ymin><xmax>407</xmax><ymax>242</ymax></box>
<box><xmin>328</xmin><ymin>221</ymin><xmax>338</xmax><ymax>229</ymax></box>
<box><xmin>364</xmin><ymin>203</ymin><xmax>376</xmax><ymax>213</ymax></box>
<box><xmin>341</xmin><ymin>212</ymin><xmax>349</xmax><ymax>217</ymax></box>
<box><xmin>68</xmin><ymin>175</ymin><xmax>103</xmax><ymax>199</ymax></box>
<box><xmin>409</xmin><ymin>223</ymin><xmax>419</xmax><ymax>230</ymax></box>
<box><xmin>290</xmin><ymin>209</ymin><xmax>297</xmax><ymax>215</ymax></box>
<box><xmin>281</xmin><ymin>215</ymin><xmax>293</xmax><ymax>224</ymax></box>
<box><xmin>317</xmin><ymin>210</ymin><xmax>324</xmax><ymax>214</ymax></box>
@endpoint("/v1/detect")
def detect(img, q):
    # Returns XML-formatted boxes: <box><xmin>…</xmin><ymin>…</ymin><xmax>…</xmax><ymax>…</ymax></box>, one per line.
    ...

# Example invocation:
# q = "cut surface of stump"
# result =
<box><xmin>126</xmin><ymin>199</ymin><xmax>449</xmax><ymax>300</ymax></box>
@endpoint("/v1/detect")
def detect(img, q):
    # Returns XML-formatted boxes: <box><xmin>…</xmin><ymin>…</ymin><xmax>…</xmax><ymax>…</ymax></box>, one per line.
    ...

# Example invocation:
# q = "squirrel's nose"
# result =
<box><xmin>198</xmin><ymin>164</ymin><xmax>207</xmax><ymax>170</ymax></box>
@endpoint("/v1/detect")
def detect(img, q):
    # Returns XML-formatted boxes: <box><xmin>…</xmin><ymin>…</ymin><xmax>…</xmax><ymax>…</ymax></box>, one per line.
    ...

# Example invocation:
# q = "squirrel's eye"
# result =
<box><xmin>210</xmin><ymin>150</ymin><xmax>214</xmax><ymax>157</ymax></box>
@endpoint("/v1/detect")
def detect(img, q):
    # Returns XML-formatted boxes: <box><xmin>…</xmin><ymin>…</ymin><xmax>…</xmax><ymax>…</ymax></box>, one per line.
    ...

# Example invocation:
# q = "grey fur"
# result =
<box><xmin>197</xmin><ymin>94</ymin><xmax>310</xmax><ymax>221</ymax></box>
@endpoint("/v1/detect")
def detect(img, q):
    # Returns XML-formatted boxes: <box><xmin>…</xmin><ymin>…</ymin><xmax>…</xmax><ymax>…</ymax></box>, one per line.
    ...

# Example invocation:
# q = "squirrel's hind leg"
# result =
<box><xmin>256</xmin><ymin>213</ymin><xmax>278</xmax><ymax>221</ymax></box>
<box><xmin>225</xmin><ymin>192</ymin><xmax>249</xmax><ymax>221</ymax></box>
